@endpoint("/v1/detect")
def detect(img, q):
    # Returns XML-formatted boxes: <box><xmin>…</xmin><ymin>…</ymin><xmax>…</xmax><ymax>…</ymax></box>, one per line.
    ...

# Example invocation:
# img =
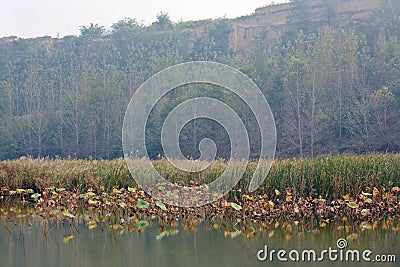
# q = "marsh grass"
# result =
<box><xmin>0</xmin><ymin>154</ymin><xmax>399</xmax><ymax>200</ymax></box>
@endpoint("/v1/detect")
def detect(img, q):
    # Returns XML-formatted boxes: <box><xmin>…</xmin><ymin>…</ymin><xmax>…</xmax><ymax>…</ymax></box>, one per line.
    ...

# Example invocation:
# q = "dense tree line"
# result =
<box><xmin>0</xmin><ymin>1</ymin><xmax>399</xmax><ymax>160</ymax></box>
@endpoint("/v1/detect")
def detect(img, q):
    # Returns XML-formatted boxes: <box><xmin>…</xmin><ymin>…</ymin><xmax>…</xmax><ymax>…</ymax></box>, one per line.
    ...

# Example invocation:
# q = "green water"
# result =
<box><xmin>0</xmin><ymin>221</ymin><xmax>398</xmax><ymax>267</ymax></box>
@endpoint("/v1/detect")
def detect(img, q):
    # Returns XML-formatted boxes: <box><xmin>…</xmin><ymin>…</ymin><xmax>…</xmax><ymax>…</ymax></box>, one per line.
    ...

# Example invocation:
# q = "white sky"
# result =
<box><xmin>0</xmin><ymin>0</ymin><xmax>289</xmax><ymax>38</ymax></box>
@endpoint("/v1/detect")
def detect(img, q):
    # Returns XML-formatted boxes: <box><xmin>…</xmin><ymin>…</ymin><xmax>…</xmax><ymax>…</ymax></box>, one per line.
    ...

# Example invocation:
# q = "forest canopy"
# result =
<box><xmin>0</xmin><ymin>0</ymin><xmax>399</xmax><ymax>160</ymax></box>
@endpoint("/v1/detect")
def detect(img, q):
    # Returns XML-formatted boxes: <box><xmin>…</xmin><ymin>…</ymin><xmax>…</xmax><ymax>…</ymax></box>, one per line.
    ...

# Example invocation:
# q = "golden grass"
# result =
<box><xmin>0</xmin><ymin>154</ymin><xmax>399</xmax><ymax>200</ymax></box>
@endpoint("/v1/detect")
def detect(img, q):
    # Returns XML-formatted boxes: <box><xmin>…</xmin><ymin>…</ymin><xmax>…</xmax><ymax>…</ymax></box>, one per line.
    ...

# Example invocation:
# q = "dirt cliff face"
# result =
<box><xmin>0</xmin><ymin>0</ymin><xmax>383</xmax><ymax>53</ymax></box>
<box><xmin>230</xmin><ymin>0</ymin><xmax>383</xmax><ymax>49</ymax></box>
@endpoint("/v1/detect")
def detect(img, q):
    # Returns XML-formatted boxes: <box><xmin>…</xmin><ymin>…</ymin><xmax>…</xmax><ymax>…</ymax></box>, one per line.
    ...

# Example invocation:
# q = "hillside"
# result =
<box><xmin>0</xmin><ymin>0</ymin><xmax>399</xmax><ymax>160</ymax></box>
<box><xmin>0</xmin><ymin>0</ymin><xmax>384</xmax><ymax>50</ymax></box>
<box><xmin>230</xmin><ymin>0</ymin><xmax>383</xmax><ymax>49</ymax></box>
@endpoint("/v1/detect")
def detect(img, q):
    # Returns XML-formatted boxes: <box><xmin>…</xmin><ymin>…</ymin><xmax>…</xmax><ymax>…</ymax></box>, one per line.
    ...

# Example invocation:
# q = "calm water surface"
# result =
<box><xmin>0</xmin><ymin>220</ymin><xmax>398</xmax><ymax>267</ymax></box>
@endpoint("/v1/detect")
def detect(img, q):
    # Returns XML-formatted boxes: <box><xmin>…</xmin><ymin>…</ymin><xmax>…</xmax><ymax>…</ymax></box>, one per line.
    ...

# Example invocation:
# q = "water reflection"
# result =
<box><xmin>0</xmin><ymin>220</ymin><xmax>397</xmax><ymax>267</ymax></box>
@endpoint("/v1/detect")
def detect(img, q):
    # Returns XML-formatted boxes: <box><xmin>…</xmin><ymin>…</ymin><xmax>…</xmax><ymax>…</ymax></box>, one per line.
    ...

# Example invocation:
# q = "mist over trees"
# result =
<box><xmin>0</xmin><ymin>0</ymin><xmax>399</xmax><ymax>160</ymax></box>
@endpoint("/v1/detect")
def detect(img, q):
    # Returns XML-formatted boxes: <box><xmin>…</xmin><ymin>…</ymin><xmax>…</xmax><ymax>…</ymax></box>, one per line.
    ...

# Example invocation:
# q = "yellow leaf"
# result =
<box><xmin>365</xmin><ymin>198</ymin><xmax>373</xmax><ymax>204</ymax></box>
<box><xmin>243</xmin><ymin>195</ymin><xmax>254</xmax><ymax>201</ymax></box>
<box><xmin>88</xmin><ymin>223</ymin><xmax>97</xmax><ymax>230</ymax></box>
<box><xmin>373</xmin><ymin>187</ymin><xmax>379</xmax><ymax>197</ymax></box>
<box><xmin>391</xmin><ymin>187</ymin><xmax>400</xmax><ymax>193</ymax></box>
<box><xmin>224</xmin><ymin>231</ymin><xmax>230</xmax><ymax>238</ymax></box>
<box><xmin>361</xmin><ymin>209</ymin><xmax>369</xmax><ymax>216</ymax></box>
<box><xmin>247</xmin><ymin>232</ymin><xmax>256</xmax><ymax>238</ymax></box>
<box><xmin>230</xmin><ymin>202</ymin><xmax>242</xmax><ymax>211</ymax></box>
<box><xmin>268</xmin><ymin>230</ymin><xmax>275</xmax><ymax>237</ymax></box>
<box><xmin>62</xmin><ymin>210</ymin><xmax>75</xmax><ymax>219</ymax></box>
<box><xmin>346</xmin><ymin>233</ymin><xmax>358</xmax><ymax>241</ymax></box>
<box><xmin>383</xmin><ymin>193</ymin><xmax>393</xmax><ymax>200</ymax></box>
<box><xmin>86</xmin><ymin>191</ymin><xmax>96</xmax><ymax>197</ymax></box>
<box><xmin>63</xmin><ymin>235</ymin><xmax>74</xmax><ymax>245</ymax></box>
<box><xmin>361</xmin><ymin>191</ymin><xmax>372</xmax><ymax>197</ymax></box>
<box><xmin>268</xmin><ymin>201</ymin><xmax>275</xmax><ymax>208</ymax></box>
<box><xmin>112</xmin><ymin>188</ymin><xmax>122</xmax><ymax>194</ymax></box>
<box><xmin>128</xmin><ymin>187</ymin><xmax>136</xmax><ymax>193</ymax></box>
<box><xmin>360</xmin><ymin>222</ymin><xmax>372</xmax><ymax>230</ymax></box>
<box><xmin>274</xmin><ymin>189</ymin><xmax>281</xmax><ymax>196</ymax></box>
<box><xmin>347</xmin><ymin>202</ymin><xmax>357</xmax><ymax>209</ymax></box>
<box><xmin>88</xmin><ymin>199</ymin><xmax>98</xmax><ymax>205</ymax></box>
<box><xmin>372</xmin><ymin>221</ymin><xmax>379</xmax><ymax>230</ymax></box>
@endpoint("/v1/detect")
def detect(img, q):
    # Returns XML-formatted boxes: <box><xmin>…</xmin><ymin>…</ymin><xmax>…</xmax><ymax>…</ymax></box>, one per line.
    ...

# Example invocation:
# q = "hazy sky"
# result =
<box><xmin>0</xmin><ymin>0</ymin><xmax>289</xmax><ymax>38</ymax></box>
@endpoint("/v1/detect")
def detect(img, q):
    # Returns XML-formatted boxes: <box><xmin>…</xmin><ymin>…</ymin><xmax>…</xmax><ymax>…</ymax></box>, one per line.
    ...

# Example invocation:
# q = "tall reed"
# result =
<box><xmin>0</xmin><ymin>154</ymin><xmax>399</xmax><ymax>199</ymax></box>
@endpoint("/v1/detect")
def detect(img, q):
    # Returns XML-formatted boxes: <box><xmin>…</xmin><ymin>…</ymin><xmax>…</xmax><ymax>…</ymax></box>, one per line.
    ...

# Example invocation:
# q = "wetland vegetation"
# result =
<box><xmin>1</xmin><ymin>0</ymin><xmax>400</xmax><ymax>265</ymax></box>
<box><xmin>0</xmin><ymin>154</ymin><xmax>398</xmax><ymax>229</ymax></box>
<box><xmin>0</xmin><ymin>155</ymin><xmax>398</xmax><ymax>266</ymax></box>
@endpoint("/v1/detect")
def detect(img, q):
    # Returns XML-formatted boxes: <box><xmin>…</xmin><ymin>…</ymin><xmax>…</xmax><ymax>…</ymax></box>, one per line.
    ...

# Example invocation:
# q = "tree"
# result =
<box><xmin>0</xmin><ymin>81</ymin><xmax>18</xmax><ymax>159</ymax></box>
<box><xmin>79</xmin><ymin>23</ymin><xmax>106</xmax><ymax>37</ymax></box>
<box><xmin>153</xmin><ymin>12</ymin><xmax>173</xmax><ymax>31</ymax></box>
<box><xmin>111</xmin><ymin>18</ymin><xmax>140</xmax><ymax>33</ymax></box>
<box><xmin>370</xmin><ymin>86</ymin><xmax>395</xmax><ymax>129</ymax></box>
<box><xmin>208</xmin><ymin>19</ymin><xmax>232</xmax><ymax>53</ymax></box>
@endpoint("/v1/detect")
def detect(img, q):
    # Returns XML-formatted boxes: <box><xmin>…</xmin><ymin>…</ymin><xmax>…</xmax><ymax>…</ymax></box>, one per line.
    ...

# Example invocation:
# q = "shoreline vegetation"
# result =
<box><xmin>0</xmin><ymin>154</ymin><xmax>398</xmax><ymax>234</ymax></box>
<box><xmin>0</xmin><ymin>154</ymin><xmax>399</xmax><ymax>198</ymax></box>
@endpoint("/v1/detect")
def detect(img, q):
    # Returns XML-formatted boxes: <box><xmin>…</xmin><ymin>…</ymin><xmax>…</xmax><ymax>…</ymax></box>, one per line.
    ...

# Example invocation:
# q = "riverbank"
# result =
<box><xmin>0</xmin><ymin>154</ymin><xmax>399</xmax><ymax>199</ymax></box>
<box><xmin>0</xmin><ymin>154</ymin><xmax>398</xmax><ymax>229</ymax></box>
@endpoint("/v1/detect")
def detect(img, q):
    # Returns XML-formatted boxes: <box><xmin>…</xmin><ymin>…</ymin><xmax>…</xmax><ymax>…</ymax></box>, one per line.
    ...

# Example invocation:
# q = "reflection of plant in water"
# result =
<box><xmin>0</xmin><ymin>154</ymin><xmax>399</xmax><ymax>246</ymax></box>
<box><xmin>0</xmin><ymin>184</ymin><xmax>398</xmax><ymax>244</ymax></box>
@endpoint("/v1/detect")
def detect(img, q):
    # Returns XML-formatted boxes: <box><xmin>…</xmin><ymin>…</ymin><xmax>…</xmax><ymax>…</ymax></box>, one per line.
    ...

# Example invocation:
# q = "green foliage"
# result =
<box><xmin>0</xmin><ymin>2</ymin><xmax>399</xmax><ymax>160</ymax></box>
<box><xmin>208</xmin><ymin>19</ymin><xmax>232</xmax><ymax>52</ymax></box>
<box><xmin>79</xmin><ymin>23</ymin><xmax>106</xmax><ymax>37</ymax></box>
<box><xmin>111</xmin><ymin>17</ymin><xmax>140</xmax><ymax>33</ymax></box>
<box><xmin>152</xmin><ymin>12</ymin><xmax>173</xmax><ymax>31</ymax></box>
